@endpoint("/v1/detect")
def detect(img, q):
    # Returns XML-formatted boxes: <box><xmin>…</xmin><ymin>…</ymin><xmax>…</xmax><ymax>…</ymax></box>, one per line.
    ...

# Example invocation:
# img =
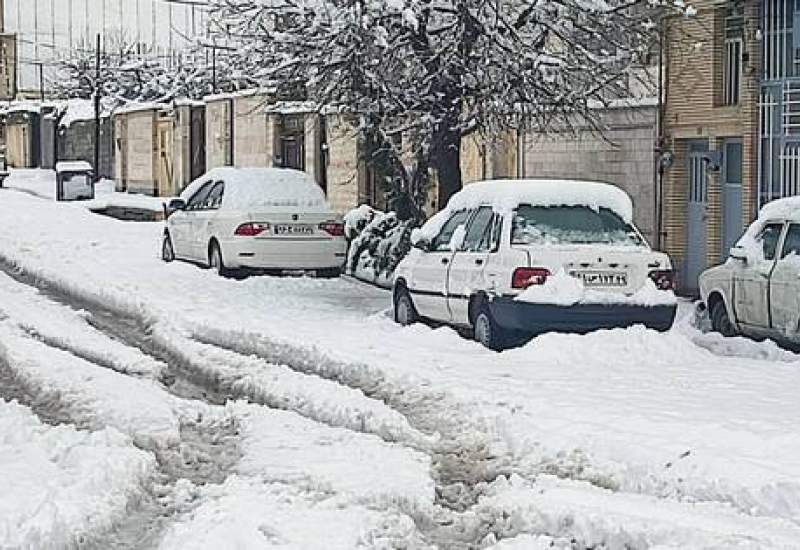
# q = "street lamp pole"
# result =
<box><xmin>93</xmin><ymin>33</ymin><xmax>101</xmax><ymax>182</ymax></box>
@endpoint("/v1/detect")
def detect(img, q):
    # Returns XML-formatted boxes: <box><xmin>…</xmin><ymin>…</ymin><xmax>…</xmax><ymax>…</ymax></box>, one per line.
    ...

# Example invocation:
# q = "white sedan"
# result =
<box><xmin>161</xmin><ymin>167</ymin><xmax>347</xmax><ymax>277</ymax></box>
<box><xmin>699</xmin><ymin>197</ymin><xmax>800</xmax><ymax>346</ymax></box>
<box><xmin>393</xmin><ymin>179</ymin><xmax>677</xmax><ymax>350</ymax></box>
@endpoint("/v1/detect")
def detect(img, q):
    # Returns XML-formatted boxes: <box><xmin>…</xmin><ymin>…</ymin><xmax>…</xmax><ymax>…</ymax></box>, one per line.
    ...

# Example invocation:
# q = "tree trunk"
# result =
<box><xmin>433</xmin><ymin>127</ymin><xmax>462</xmax><ymax>209</ymax></box>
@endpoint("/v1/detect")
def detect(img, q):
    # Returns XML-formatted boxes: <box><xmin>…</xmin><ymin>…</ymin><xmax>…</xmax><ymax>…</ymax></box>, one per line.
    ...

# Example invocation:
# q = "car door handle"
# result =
<box><xmin>441</xmin><ymin>258</ymin><xmax>449</xmax><ymax>265</ymax></box>
<box><xmin>475</xmin><ymin>258</ymin><xmax>484</xmax><ymax>265</ymax></box>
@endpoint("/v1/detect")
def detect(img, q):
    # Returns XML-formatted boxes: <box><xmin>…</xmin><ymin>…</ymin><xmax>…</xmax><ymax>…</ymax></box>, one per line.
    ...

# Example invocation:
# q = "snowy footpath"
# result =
<box><xmin>1</xmin><ymin>177</ymin><xmax>800</xmax><ymax>548</ymax></box>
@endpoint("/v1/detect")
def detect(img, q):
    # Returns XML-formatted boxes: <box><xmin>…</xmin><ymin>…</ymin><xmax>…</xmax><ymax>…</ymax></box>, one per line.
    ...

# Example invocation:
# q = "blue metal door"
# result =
<box><xmin>722</xmin><ymin>140</ymin><xmax>743</xmax><ymax>257</ymax></box>
<box><xmin>685</xmin><ymin>141</ymin><xmax>709</xmax><ymax>295</ymax></box>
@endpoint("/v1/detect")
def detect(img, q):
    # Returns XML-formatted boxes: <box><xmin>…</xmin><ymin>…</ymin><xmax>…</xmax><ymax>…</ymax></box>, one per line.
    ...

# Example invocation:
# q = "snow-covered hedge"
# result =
<box><xmin>345</xmin><ymin>206</ymin><xmax>417</xmax><ymax>288</ymax></box>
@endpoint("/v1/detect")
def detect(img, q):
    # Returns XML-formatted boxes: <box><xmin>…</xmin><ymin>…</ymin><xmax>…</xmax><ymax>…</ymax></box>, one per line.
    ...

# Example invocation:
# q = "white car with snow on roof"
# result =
<box><xmin>162</xmin><ymin>167</ymin><xmax>346</xmax><ymax>277</ymax></box>
<box><xmin>392</xmin><ymin>180</ymin><xmax>678</xmax><ymax>350</ymax></box>
<box><xmin>699</xmin><ymin>196</ymin><xmax>800</xmax><ymax>346</ymax></box>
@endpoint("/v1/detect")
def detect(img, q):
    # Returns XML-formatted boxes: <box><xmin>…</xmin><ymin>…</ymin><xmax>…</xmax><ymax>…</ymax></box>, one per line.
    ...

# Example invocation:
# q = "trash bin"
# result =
<box><xmin>0</xmin><ymin>152</ymin><xmax>8</xmax><ymax>188</ymax></box>
<box><xmin>56</xmin><ymin>161</ymin><xmax>94</xmax><ymax>201</ymax></box>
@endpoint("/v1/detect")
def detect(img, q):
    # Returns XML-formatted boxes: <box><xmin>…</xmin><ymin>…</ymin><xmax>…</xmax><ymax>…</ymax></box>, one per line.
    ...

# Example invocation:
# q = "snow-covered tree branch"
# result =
<box><xmin>207</xmin><ymin>0</ymin><xmax>679</xmax><ymax>214</ymax></box>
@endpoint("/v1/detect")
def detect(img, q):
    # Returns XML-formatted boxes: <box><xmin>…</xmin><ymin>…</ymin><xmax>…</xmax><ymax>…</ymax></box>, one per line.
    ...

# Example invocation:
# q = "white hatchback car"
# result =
<box><xmin>699</xmin><ymin>196</ymin><xmax>800</xmax><ymax>346</ymax></box>
<box><xmin>393</xmin><ymin>180</ymin><xmax>677</xmax><ymax>349</ymax></box>
<box><xmin>162</xmin><ymin>167</ymin><xmax>347</xmax><ymax>276</ymax></box>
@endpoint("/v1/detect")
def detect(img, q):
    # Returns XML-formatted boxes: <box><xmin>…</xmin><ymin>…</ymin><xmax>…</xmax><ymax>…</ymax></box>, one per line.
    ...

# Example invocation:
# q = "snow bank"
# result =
<box><xmin>478</xmin><ymin>475</ymin><xmax>800</xmax><ymax>549</ymax></box>
<box><xmin>0</xmin><ymin>272</ymin><xmax>164</xmax><ymax>378</ymax></box>
<box><xmin>0</xmin><ymin>322</ymin><xmax>182</xmax><ymax>447</ymax></box>
<box><xmin>158</xmin><ymin>477</ymin><xmax>428</xmax><ymax>550</ymax></box>
<box><xmin>152</xmin><ymin>327</ymin><xmax>430</xmax><ymax>447</ymax></box>
<box><xmin>0</xmin><ymin>400</ymin><xmax>154</xmax><ymax>549</ymax></box>
<box><xmin>4</xmin><ymin>169</ymin><xmax>166</xmax><ymax>212</ymax></box>
<box><xmin>180</xmin><ymin>167</ymin><xmax>329</xmax><ymax>213</ymax></box>
<box><xmin>515</xmin><ymin>269</ymin><xmax>677</xmax><ymax>307</ymax></box>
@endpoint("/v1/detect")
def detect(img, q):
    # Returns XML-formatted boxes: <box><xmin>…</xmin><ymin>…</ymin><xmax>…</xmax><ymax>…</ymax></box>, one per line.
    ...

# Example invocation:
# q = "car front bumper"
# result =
<box><xmin>488</xmin><ymin>297</ymin><xmax>677</xmax><ymax>334</ymax></box>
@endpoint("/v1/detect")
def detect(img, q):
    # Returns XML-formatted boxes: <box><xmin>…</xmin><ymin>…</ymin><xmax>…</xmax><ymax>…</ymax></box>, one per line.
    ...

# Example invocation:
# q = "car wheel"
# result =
<box><xmin>474</xmin><ymin>305</ymin><xmax>505</xmax><ymax>351</ymax></box>
<box><xmin>710</xmin><ymin>300</ymin><xmax>737</xmax><ymax>337</ymax></box>
<box><xmin>161</xmin><ymin>233</ymin><xmax>175</xmax><ymax>263</ymax></box>
<box><xmin>394</xmin><ymin>288</ymin><xmax>419</xmax><ymax>326</ymax></box>
<box><xmin>209</xmin><ymin>241</ymin><xmax>230</xmax><ymax>277</ymax></box>
<box><xmin>317</xmin><ymin>267</ymin><xmax>341</xmax><ymax>279</ymax></box>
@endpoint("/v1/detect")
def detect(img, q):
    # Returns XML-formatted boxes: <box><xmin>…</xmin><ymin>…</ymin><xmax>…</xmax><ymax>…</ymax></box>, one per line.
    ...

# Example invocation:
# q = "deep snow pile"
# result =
<box><xmin>0</xmin><ymin>400</ymin><xmax>154</xmax><ymax>549</ymax></box>
<box><xmin>345</xmin><ymin>207</ymin><xmax>416</xmax><ymax>288</ymax></box>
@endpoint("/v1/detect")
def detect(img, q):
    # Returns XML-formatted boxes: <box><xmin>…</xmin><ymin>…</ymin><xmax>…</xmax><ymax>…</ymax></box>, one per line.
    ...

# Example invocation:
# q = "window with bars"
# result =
<box><xmin>723</xmin><ymin>0</ymin><xmax>745</xmax><ymax>105</ymax></box>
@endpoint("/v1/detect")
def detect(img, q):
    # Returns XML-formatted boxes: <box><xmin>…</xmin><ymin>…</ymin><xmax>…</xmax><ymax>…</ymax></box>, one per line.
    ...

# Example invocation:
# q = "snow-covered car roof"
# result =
<box><xmin>446</xmin><ymin>179</ymin><xmax>634</xmax><ymax>222</ymax></box>
<box><xmin>181</xmin><ymin>167</ymin><xmax>329</xmax><ymax>212</ymax></box>
<box><xmin>758</xmin><ymin>196</ymin><xmax>800</xmax><ymax>222</ymax></box>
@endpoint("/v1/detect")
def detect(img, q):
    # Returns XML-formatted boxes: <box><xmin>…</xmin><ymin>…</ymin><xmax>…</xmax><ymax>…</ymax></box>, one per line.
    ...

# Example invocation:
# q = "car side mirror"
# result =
<box><xmin>167</xmin><ymin>198</ymin><xmax>186</xmax><ymax>211</ymax></box>
<box><xmin>729</xmin><ymin>245</ymin><xmax>747</xmax><ymax>262</ymax></box>
<box><xmin>413</xmin><ymin>237</ymin><xmax>431</xmax><ymax>252</ymax></box>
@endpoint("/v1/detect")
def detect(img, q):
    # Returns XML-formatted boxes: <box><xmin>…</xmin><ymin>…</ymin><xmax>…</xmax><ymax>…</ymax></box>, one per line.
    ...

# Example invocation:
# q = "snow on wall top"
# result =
<box><xmin>446</xmin><ymin>179</ymin><xmax>634</xmax><ymax>221</ymax></box>
<box><xmin>56</xmin><ymin>161</ymin><xmax>93</xmax><ymax>173</ymax></box>
<box><xmin>181</xmin><ymin>168</ymin><xmax>330</xmax><ymax>212</ymax></box>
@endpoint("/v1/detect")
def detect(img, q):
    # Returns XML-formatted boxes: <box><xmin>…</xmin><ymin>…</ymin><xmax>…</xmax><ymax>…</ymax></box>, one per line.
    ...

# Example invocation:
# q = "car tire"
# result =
<box><xmin>394</xmin><ymin>288</ymin><xmax>419</xmax><ymax>326</ymax></box>
<box><xmin>710</xmin><ymin>300</ymin><xmax>737</xmax><ymax>337</ymax></box>
<box><xmin>161</xmin><ymin>233</ymin><xmax>175</xmax><ymax>263</ymax></box>
<box><xmin>317</xmin><ymin>267</ymin><xmax>341</xmax><ymax>279</ymax></box>
<box><xmin>209</xmin><ymin>241</ymin><xmax>230</xmax><ymax>277</ymax></box>
<box><xmin>474</xmin><ymin>305</ymin><xmax>505</xmax><ymax>351</ymax></box>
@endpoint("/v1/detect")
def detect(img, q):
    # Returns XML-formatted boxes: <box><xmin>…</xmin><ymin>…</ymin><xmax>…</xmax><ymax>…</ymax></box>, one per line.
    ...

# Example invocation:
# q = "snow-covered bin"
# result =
<box><xmin>56</xmin><ymin>161</ymin><xmax>94</xmax><ymax>202</ymax></box>
<box><xmin>345</xmin><ymin>206</ymin><xmax>417</xmax><ymax>288</ymax></box>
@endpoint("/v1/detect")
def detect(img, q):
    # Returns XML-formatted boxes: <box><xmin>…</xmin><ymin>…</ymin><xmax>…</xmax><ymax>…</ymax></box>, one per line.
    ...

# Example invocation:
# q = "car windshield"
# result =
<box><xmin>511</xmin><ymin>205</ymin><xmax>643</xmax><ymax>246</ymax></box>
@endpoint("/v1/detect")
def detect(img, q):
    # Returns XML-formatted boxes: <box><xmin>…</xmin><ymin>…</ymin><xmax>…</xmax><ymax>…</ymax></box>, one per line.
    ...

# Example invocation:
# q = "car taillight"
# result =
<box><xmin>319</xmin><ymin>222</ymin><xmax>344</xmax><ymax>237</ymax></box>
<box><xmin>234</xmin><ymin>222</ymin><xmax>270</xmax><ymax>236</ymax></box>
<box><xmin>648</xmin><ymin>269</ymin><xmax>675</xmax><ymax>291</ymax></box>
<box><xmin>512</xmin><ymin>267</ymin><xmax>551</xmax><ymax>289</ymax></box>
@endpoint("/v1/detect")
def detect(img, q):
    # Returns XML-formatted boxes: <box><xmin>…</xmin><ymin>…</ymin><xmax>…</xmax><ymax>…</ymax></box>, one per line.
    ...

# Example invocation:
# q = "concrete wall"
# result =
<box><xmin>325</xmin><ymin>114</ymin><xmax>361</xmax><ymax>215</ymax></box>
<box><xmin>58</xmin><ymin>118</ymin><xmax>114</xmax><ymax>179</ymax></box>
<box><xmin>205</xmin><ymin>99</ymin><xmax>232</xmax><ymax>170</ymax></box>
<box><xmin>522</xmin><ymin>106</ymin><xmax>658</xmax><ymax>243</ymax></box>
<box><xmin>233</xmin><ymin>94</ymin><xmax>273</xmax><ymax>168</ymax></box>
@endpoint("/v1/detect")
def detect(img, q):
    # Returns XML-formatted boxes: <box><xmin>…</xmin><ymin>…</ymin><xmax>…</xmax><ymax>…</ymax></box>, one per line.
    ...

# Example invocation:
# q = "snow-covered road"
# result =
<box><xmin>2</xmin><ymin>175</ymin><xmax>800</xmax><ymax>548</ymax></box>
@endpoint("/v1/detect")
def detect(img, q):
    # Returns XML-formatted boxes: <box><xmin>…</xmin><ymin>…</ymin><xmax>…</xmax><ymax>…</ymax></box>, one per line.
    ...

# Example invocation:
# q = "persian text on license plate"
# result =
<box><xmin>576</xmin><ymin>271</ymin><xmax>628</xmax><ymax>287</ymax></box>
<box><xmin>273</xmin><ymin>224</ymin><xmax>314</xmax><ymax>235</ymax></box>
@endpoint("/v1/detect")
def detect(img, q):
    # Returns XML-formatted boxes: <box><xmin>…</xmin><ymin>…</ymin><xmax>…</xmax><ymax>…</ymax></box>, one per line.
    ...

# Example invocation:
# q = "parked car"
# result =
<box><xmin>162</xmin><ymin>167</ymin><xmax>346</xmax><ymax>277</ymax></box>
<box><xmin>392</xmin><ymin>180</ymin><xmax>677</xmax><ymax>350</ymax></box>
<box><xmin>699</xmin><ymin>196</ymin><xmax>800</xmax><ymax>346</ymax></box>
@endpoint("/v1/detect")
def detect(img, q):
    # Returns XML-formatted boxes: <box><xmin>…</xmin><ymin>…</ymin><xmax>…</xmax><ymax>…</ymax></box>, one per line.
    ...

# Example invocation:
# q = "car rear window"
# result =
<box><xmin>511</xmin><ymin>205</ymin><xmax>643</xmax><ymax>246</ymax></box>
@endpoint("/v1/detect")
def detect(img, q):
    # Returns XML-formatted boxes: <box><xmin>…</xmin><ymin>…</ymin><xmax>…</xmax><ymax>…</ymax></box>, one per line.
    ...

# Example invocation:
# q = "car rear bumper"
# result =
<box><xmin>221</xmin><ymin>237</ymin><xmax>346</xmax><ymax>270</ymax></box>
<box><xmin>488</xmin><ymin>297</ymin><xmax>677</xmax><ymax>334</ymax></box>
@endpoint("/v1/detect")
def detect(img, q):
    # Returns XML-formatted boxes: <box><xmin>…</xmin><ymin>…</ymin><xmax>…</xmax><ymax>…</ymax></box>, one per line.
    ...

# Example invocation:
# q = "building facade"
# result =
<box><xmin>662</xmin><ymin>0</ymin><xmax>761</xmax><ymax>294</ymax></box>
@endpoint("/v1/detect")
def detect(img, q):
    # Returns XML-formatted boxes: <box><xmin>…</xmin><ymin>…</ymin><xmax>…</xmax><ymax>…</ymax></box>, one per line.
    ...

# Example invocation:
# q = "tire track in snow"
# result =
<box><xmin>5</xmin><ymin>256</ymin><xmax>790</xmax><ymax>549</ymax></box>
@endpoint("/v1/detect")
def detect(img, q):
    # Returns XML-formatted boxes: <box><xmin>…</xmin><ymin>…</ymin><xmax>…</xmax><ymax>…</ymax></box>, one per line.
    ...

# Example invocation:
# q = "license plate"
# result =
<box><xmin>273</xmin><ymin>224</ymin><xmax>313</xmax><ymax>235</ymax></box>
<box><xmin>574</xmin><ymin>271</ymin><xmax>628</xmax><ymax>287</ymax></box>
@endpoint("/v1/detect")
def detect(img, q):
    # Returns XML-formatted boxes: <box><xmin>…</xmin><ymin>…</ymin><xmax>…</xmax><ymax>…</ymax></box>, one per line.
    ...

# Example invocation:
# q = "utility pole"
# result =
<box><xmin>211</xmin><ymin>41</ymin><xmax>217</xmax><ymax>93</ymax></box>
<box><xmin>93</xmin><ymin>33</ymin><xmax>101</xmax><ymax>182</ymax></box>
<box><xmin>37</xmin><ymin>63</ymin><xmax>44</xmax><ymax>101</ymax></box>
